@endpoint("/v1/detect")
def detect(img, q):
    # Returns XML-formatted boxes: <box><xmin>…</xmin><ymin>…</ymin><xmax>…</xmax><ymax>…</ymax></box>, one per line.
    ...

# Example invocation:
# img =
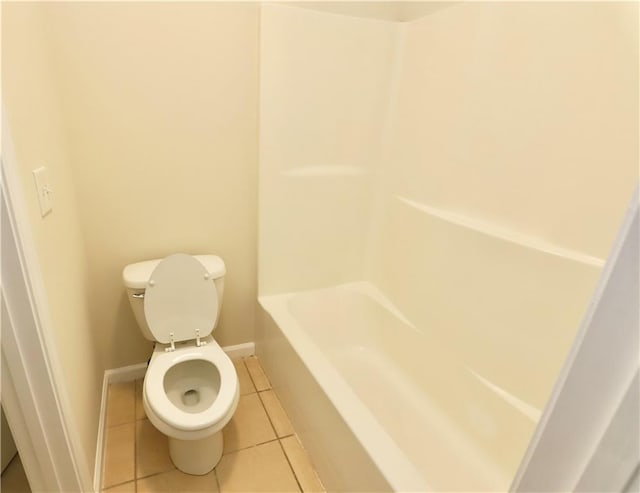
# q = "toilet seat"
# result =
<box><xmin>144</xmin><ymin>340</ymin><xmax>239</xmax><ymax>435</ymax></box>
<box><xmin>144</xmin><ymin>253</ymin><xmax>219</xmax><ymax>344</ymax></box>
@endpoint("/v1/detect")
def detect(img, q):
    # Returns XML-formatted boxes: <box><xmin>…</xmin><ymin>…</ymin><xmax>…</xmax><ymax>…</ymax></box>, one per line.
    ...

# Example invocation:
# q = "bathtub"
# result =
<box><xmin>257</xmin><ymin>282</ymin><xmax>537</xmax><ymax>492</ymax></box>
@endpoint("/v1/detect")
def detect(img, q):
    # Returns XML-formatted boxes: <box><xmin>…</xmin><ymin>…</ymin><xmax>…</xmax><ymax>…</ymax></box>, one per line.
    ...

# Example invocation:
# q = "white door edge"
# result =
<box><xmin>1</xmin><ymin>109</ymin><xmax>93</xmax><ymax>492</ymax></box>
<box><xmin>512</xmin><ymin>185</ymin><xmax>639</xmax><ymax>492</ymax></box>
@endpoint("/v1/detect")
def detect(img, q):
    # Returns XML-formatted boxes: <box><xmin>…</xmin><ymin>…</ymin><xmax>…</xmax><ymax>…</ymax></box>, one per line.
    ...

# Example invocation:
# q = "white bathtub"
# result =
<box><xmin>257</xmin><ymin>282</ymin><xmax>538</xmax><ymax>492</ymax></box>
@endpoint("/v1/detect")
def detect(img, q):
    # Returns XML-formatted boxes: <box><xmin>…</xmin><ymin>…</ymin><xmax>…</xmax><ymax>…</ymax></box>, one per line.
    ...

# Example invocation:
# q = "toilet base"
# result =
<box><xmin>168</xmin><ymin>431</ymin><xmax>223</xmax><ymax>475</ymax></box>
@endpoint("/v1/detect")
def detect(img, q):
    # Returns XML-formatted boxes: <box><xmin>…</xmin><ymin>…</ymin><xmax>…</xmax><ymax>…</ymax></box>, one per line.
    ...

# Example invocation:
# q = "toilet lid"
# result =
<box><xmin>144</xmin><ymin>253</ymin><xmax>219</xmax><ymax>344</ymax></box>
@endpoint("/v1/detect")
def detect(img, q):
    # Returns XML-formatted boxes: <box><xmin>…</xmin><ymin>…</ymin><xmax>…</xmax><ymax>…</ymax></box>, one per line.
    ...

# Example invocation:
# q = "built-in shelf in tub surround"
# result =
<box><xmin>282</xmin><ymin>165</ymin><xmax>368</xmax><ymax>177</ymax></box>
<box><xmin>395</xmin><ymin>195</ymin><xmax>605</xmax><ymax>267</ymax></box>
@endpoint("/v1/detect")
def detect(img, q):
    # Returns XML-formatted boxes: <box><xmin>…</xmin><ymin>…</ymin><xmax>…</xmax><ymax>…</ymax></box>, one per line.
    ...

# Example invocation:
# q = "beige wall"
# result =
<box><xmin>2</xmin><ymin>2</ymin><xmax>102</xmax><ymax>475</ymax></box>
<box><xmin>259</xmin><ymin>4</ymin><xmax>397</xmax><ymax>294</ymax></box>
<box><xmin>43</xmin><ymin>2</ymin><xmax>260</xmax><ymax>369</ymax></box>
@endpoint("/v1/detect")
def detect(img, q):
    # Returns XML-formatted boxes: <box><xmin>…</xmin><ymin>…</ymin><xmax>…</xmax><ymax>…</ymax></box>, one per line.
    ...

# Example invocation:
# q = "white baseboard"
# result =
<box><xmin>93</xmin><ymin>341</ymin><xmax>255</xmax><ymax>490</ymax></box>
<box><xmin>222</xmin><ymin>342</ymin><xmax>255</xmax><ymax>360</ymax></box>
<box><xmin>105</xmin><ymin>362</ymin><xmax>148</xmax><ymax>384</ymax></box>
<box><xmin>93</xmin><ymin>373</ymin><xmax>108</xmax><ymax>492</ymax></box>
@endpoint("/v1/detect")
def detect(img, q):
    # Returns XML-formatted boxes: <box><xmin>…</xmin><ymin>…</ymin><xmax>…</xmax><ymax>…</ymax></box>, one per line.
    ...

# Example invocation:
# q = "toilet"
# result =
<box><xmin>122</xmin><ymin>253</ymin><xmax>239</xmax><ymax>475</ymax></box>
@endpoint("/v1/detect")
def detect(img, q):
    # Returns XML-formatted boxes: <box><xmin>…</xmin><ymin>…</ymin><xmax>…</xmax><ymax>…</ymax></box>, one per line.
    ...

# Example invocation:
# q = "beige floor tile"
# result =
<box><xmin>1</xmin><ymin>455</ymin><xmax>31</xmax><ymax>493</ymax></box>
<box><xmin>223</xmin><ymin>393</ymin><xmax>276</xmax><ymax>453</ymax></box>
<box><xmin>217</xmin><ymin>440</ymin><xmax>300</xmax><ymax>492</ymax></box>
<box><xmin>102</xmin><ymin>480</ymin><xmax>135</xmax><ymax>492</ymax></box>
<box><xmin>259</xmin><ymin>390</ymin><xmax>294</xmax><ymax>437</ymax></box>
<box><xmin>137</xmin><ymin>468</ymin><xmax>218</xmax><ymax>493</ymax></box>
<box><xmin>106</xmin><ymin>381</ymin><xmax>136</xmax><ymax>427</ymax></box>
<box><xmin>136</xmin><ymin>419</ymin><xmax>175</xmax><ymax>479</ymax></box>
<box><xmin>281</xmin><ymin>436</ymin><xmax>325</xmax><ymax>492</ymax></box>
<box><xmin>244</xmin><ymin>356</ymin><xmax>271</xmax><ymax>391</ymax></box>
<box><xmin>233</xmin><ymin>359</ymin><xmax>256</xmax><ymax>395</ymax></box>
<box><xmin>103</xmin><ymin>422</ymin><xmax>135</xmax><ymax>488</ymax></box>
<box><xmin>135</xmin><ymin>378</ymin><xmax>146</xmax><ymax>420</ymax></box>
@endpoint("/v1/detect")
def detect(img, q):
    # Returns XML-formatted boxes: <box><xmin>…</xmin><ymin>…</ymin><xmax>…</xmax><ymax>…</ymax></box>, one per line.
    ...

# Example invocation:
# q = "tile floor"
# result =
<box><xmin>102</xmin><ymin>356</ymin><xmax>324</xmax><ymax>492</ymax></box>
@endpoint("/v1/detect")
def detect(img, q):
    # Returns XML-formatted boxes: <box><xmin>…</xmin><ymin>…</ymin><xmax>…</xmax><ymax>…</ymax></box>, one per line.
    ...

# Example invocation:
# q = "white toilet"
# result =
<box><xmin>122</xmin><ymin>253</ymin><xmax>239</xmax><ymax>475</ymax></box>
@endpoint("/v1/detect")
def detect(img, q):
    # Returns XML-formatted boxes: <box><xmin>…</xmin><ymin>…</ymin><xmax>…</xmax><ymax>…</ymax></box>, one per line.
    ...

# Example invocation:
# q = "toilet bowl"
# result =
<box><xmin>143</xmin><ymin>337</ymin><xmax>239</xmax><ymax>474</ymax></box>
<box><xmin>123</xmin><ymin>253</ymin><xmax>239</xmax><ymax>475</ymax></box>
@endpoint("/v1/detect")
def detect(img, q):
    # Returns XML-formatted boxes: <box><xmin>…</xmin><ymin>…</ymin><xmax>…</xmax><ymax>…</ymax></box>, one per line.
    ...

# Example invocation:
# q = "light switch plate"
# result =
<box><xmin>32</xmin><ymin>167</ymin><xmax>53</xmax><ymax>217</ymax></box>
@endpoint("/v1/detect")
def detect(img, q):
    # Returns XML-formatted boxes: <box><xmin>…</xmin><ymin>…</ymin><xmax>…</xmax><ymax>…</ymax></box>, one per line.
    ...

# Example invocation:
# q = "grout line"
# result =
<box><xmin>244</xmin><ymin>355</ymin><xmax>273</xmax><ymax>392</ymax></box>
<box><xmin>258</xmin><ymin>386</ymin><xmax>296</xmax><ymax>439</ymax></box>
<box><xmin>236</xmin><ymin>357</ymin><xmax>257</xmax><ymax>395</ymax></box>
<box><xmin>282</xmin><ymin>435</ymin><xmax>327</xmax><ymax>493</ymax></box>
<box><xmin>278</xmin><ymin>437</ymin><xmax>304</xmax><ymax>493</ymax></box>
<box><xmin>243</xmin><ymin>357</ymin><xmax>258</xmax><ymax>394</ymax></box>
<box><xmin>249</xmin><ymin>369</ymin><xmax>324</xmax><ymax>493</ymax></box>
<box><xmin>135</xmin><ymin>379</ymin><xmax>146</xmax><ymax>421</ymax></box>
<box><xmin>105</xmin><ymin>382</ymin><xmax>138</xmax><ymax>429</ymax></box>
<box><xmin>213</xmin><ymin>465</ymin><xmax>222</xmax><ymax>493</ymax></box>
<box><xmin>234</xmin><ymin>360</ymin><xmax>258</xmax><ymax>397</ymax></box>
<box><xmin>242</xmin><ymin>356</ymin><xmax>260</xmax><ymax>392</ymax></box>
<box><xmin>256</xmin><ymin>384</ymin><xmax>279</xmax><ymax>438</ymax></box>
<box><xmin>135</xmin><ymin>463</ymin><xmax>177</xmax><ymax>482</ymax></box>
<box><xmin>222</xmin><ymin>436</ymin><xmax>281</xmax><ymax>457</ymax></box>
<box><xmin>132</xmin><ymin>418</ymin><xmax>177</xmax><ymax>482</ymax></box>
<box><xmin>102</xmin><ymin>478</ymin><xmax>136</xmax><ymax>491</ymax></box>
<box><xmin>102</xmin><ymin>384</ymin><xmax>138</xmax><ymax>491</ymax></box>
<box><xmin>254</xmin><ymin>359</ymin><xmax>296</xmax><ymax>439</ymax></box>
<box><xmin>134</xmin><ymin>466</ymin><xmax>176</xmax><ymax>482</ymax></box>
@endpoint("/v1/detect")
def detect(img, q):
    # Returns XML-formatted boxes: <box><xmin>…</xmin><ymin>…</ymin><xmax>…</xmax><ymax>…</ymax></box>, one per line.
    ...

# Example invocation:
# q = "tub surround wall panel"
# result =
<box><xmin>362</xmin><ymin>3</ymin><xmax>635</xmax><ymax>483</ymax></box>
<box><xmin>259</xmin><ymin>4</ymin><xmax>398</xmax><ymax>295</ymax></box>
<box><xmin>257</xmin><ymin>2</ymin><xmax>637</xmax><ymax>491</ymax></box>
<box><xmin>365</xmin><ymin>0</ymin><xmax>636</xmax><ymax>446</ymax></box>
<box><xmin>373</xmin><ymin>197</ymin><xmax>601</xmax><ymax>411</ymax></box>
<box><xmin>2</xmin><ymin>3</ymin><xmax>103</xmax><ymax>476</ymax></box>
<box><xmin>375</xmin><ymin>2</ymin><xmax>638</xmax><ymax>261</ymax></box>
<box><xmin>280</xmin><ymin>2</ymin><xmax>455</xmax><ymax>23</ymax></box>
<box><xmin>368</xmin><ymin>200</ymin><xmax>601</xmax><ymax>482</ymax></box>
<box><xmin>283</xmin><ymin>2</ymin><xmax>403</xmax><ymax>22</ymax></box>
<box><xmin>43</xmin><ymin>3</ymin><xmax>260</xmax><ymax>369</ymax></box>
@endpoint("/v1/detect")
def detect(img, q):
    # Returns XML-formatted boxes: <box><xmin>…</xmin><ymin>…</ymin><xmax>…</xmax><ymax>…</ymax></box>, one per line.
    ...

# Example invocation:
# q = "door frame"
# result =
<box><xmin>1</xmin><ymin>112</ymin><xmax>92</xmax><ymax>492</ymax></box>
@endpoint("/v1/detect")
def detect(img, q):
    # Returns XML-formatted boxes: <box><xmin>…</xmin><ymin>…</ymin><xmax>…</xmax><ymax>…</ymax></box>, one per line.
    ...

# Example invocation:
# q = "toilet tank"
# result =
<box><xmin>122</xmin><ymin>255</ymin><xmax>226</xmax><ymax>341</ymax></box>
